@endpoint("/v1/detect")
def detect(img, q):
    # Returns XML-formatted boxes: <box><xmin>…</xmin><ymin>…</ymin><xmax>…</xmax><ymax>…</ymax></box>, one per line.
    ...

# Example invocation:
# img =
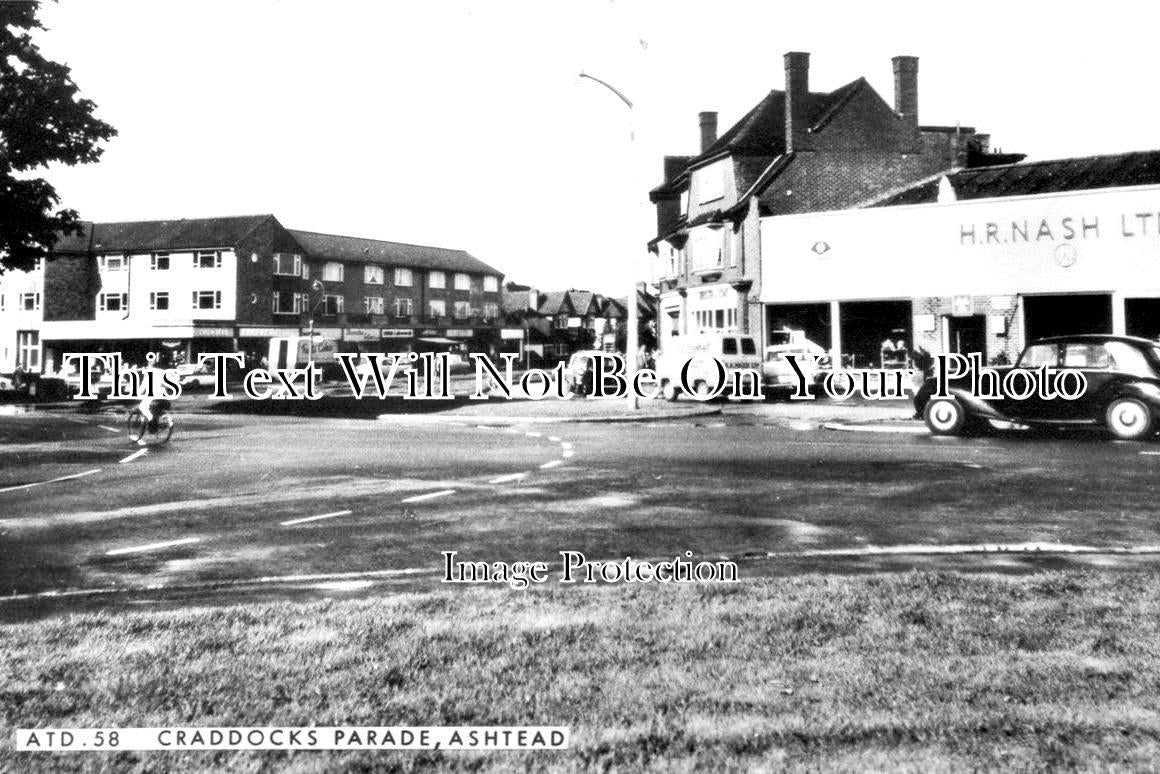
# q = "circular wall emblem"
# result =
<box><xmin>1054</xmin><ymin>243</ymin><xmax>1078</xmax><ymax>268</ymax></box>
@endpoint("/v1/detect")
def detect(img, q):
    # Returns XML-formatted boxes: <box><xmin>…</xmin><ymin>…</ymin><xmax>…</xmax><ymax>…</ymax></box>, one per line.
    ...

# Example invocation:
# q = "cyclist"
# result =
<box><xmin>134</xmin><ymin>355</ymin><xmax>175</xmax><ymax>444</ymax></box>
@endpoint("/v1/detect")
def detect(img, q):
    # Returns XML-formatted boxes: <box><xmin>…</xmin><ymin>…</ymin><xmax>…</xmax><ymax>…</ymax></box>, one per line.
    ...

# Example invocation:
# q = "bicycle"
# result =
<box><xmin>127</xmin><ymin>403</ymin><xmax>174</xmax><ymax>446</ymax></box>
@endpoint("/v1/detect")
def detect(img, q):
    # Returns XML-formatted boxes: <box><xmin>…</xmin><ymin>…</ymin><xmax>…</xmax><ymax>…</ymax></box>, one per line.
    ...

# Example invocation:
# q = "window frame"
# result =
<box><xmin>453</xmin><ymin>273</ymin><xmax>471</xmax><ymax>291</ymax></box>
<box><xmin>150</xmin><ymin>291</ymin><xmax>170</xmax><ymax>311</ymax></box>
<box><xmin>98</xmin><ymin>292</ymin><xmax>128</xmax><ymax>312</ymax></box>
<box><xmin>364</xmin><ymin>265</ymin><xmax>384</xmax><ymax>285</ymax></box>
<box><xmin>192</xmin><ymin>290</ymin><xmax>223</xmax><ymax>311</ymax></box>
<box><xmin>194</xmin><ymin>250</ymin><xmax>222</xmax><ymax>269</ymax></box>
<box><xmin>151</xmin><ymin>253</ymin><xmax>170</xmax><ymax>271</ymax></box>
<box><xmin>394</xmin><ymin>267</ymin><xmax>414</xmax><ymax>287</ymax></box>
<box><xmin>428</xmin><ymin>271</ymin><xmax>445</xmax><ymax>289</ymax></box>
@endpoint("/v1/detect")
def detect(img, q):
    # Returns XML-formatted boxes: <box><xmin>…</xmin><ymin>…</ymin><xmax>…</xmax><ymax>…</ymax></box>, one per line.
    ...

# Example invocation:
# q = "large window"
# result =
<box><xmin>428</xmin><ymin>271</ymin><xmax>445</xmax><ymax>289</ymax></box>
<box><xmin>151</xmin><ymin>253</ymin><xmax>170</xmax><ymax>271</ymax></box>
<box><xmin>394</xmin><ymin>267</ymin><xmax>413</xmax><ymax>287</ymax></box>
<box><xmin>194</xmin><ymin>251</ymin><xmax>222</xmax><ymax>269</ymax></box>
<box><xmin>20</xmin><ymin>292</ymin><xmax>40</xmax><ymax>311</ymax></box>
<box><xmin>322</xmin><ymin>295</ymin><xmax>344</xmax><ymax>315</ymax></box>
<box><xmin>150</xmin><ymin>292</ymin><xmax>170</xmax><ymax>311</ymax></box>
<box><xmin>364</xmin><ymin>296</ymin><xmax>384</xmax><ymax>315</ymax></box>
<box><xmin>482</xmin><ymin>303</ymin><xmax>499</xmax><ymax>320</ymax></box>
<box><xmin>453</xmin><ymin>273</ymin><xmax>471</xmax><ymax>290</ymax></box>
<box><xmin>273</xmin><ymin>253</ymin><xmax>302</xmax><ymax>276</ymax></box>
<box><xmin>395</xmin><ymin>297</ymin><xmax>413</xmax><ymax>316</ymax></box>
<box><xmin>99</xmin><ymin>292</ymin><xmax>128</xmax><ymax>312</ymax></box>
<box><xmin>100</xmin><ymin>255</ymin><xmax>125</xmax><ymax>271</ymax></box>
<box><xmin>322</xmin><ymin>262</ymin><xmax>345</xmax><ymax>282</ymax></box>
<box><xmin>17</xmin><ymin>330</ymin><xmax>39</xmax><ymax>370</ymax></box>
<box><xmin>192</xmin><ymin>290</ymin><xmax>222</xmax><ymax>310</ymax></box>
<box><xmin>688</xmin><ymin>229</ymin><xmax>723</xmax><ymax>272</ymax></box>
<box><xmin>428</xmin><ymin>299</ymin><xmax>446</xmax><ymax>317</ymax></box>
<box><xmin>364</xmin><ymin>265</ymin><xmax>384</xmax><ymax>285</ymax></box>
<box><xmin>273</xmin><ymin>291</ymin><xmax>304</xmax><ymax>314</ymax></box>
<box><xmin>483</xmin><ymin>276</ymin><xmax>499</xmax><ymax>292</ymax></box>
<box><xmin>454</xmin><ymin>301</ymin><xmax>471</xmax><ymax>319</ymax></box>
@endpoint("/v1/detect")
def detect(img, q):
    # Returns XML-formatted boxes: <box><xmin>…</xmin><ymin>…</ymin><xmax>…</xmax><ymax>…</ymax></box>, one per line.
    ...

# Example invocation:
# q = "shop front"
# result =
<box><xmin>759</xmin><ymin>182</ymin><xmax>1160</xmax><ymax>366</ymax></box>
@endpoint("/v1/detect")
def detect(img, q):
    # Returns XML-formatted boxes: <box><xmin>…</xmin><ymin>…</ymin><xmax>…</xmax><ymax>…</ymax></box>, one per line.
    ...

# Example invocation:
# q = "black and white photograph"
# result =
<box><xmin>4</xmin><ymin>0</ymin><xmax>1160</xmax><ymax>769</ymax></box>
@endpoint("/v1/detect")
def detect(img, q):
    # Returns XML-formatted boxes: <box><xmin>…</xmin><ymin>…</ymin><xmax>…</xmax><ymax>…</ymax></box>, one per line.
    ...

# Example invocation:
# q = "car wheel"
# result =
<box><xmin>1105</xmin><ymin>398</ymin><xmax>1154</xmax><ymax>440</ymax></box>
<box><xmin>923</xmin><ymin>398</ymin><xmax>967</xmax><ymax>436</ymax></box>
<box><xmin>661</xmin><ymin>380</ymin><xmax>679</xmax><ymax>402</ymax></box>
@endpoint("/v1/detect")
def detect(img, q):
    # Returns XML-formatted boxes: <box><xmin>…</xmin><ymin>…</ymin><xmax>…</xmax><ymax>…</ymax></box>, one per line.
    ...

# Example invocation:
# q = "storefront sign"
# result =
<box><xmin>501</xmin><ymin>328</ymin><xmax>524</xmax><ymax>340</ymax></box>
<box><xmin>381</xmin><ymin>328</ymin><xmax>415</xmax><ymax>338</ymax></box>
<box><xmin>191</xmin><ymin>327</ymin><xmax>234</xmax><ymax>338</ymax></box>
<box><xmin>446</xmin><ymin>329</ymin><xmax>474</xmax><ymax>338</ymax></box>
<box><xmin>343</xmin><ymin>327</ymin><xmax>380</xmax><ymax>342</ymax></box>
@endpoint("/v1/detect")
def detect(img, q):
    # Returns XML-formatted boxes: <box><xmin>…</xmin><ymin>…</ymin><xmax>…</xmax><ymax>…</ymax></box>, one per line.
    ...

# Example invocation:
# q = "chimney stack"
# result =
<box><xmin>892</xmin><ymin>55</ymin><xmax>919</xmax><ymax>125</ymax></box>
<box><xmin>784</xmin><ymin>51</ymin><xmax>810</xmax><ymax>153</ymax></box>
<box><xmin>698</xmin><ymin>111</ymin><xmax>718</xmax><ymax>152</ymax></box>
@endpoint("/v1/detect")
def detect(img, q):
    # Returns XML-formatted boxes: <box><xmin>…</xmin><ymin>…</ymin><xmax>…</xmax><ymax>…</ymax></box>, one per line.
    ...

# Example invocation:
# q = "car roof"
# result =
<box><xmin>1029</xmin><ymin>334</ymin><xmax>1160</xmax><ymax>347</ymax></box>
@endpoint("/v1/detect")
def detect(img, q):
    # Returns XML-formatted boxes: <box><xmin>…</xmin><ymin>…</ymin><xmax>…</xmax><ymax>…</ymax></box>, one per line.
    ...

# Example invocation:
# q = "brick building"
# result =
<box><xmin>648</xmin><ymin>51</ymin><xmax>1020</xmax><ymax>354</ymax></box>
<box><xmin>0</xmin><ymin>215</ymin><xmax>503</xmax><ymax>375</ymax></box>
<box><xmin>758</xmin><ymin>151</ymin><xmax>1160</xmax><ymax>366</ymax></box>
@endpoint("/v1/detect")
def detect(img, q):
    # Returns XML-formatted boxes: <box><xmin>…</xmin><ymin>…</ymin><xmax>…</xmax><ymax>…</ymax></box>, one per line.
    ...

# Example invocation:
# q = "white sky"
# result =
<box><xmin>32</xmin><ymin>0</ymin><xmax>1160</xmax><ymax>294</ymax></box>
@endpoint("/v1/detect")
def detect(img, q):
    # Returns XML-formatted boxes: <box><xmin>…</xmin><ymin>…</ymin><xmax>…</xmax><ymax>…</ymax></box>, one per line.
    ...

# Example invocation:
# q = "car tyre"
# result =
<box><xmin>661</xmin><ymin>380</ymin><xmax>680</xmax><ymax>402</ymax></box>
<box><xmin>923</xmin><ymin>398</ymin><xmax>967</xmax><ymax>436</ymax></box>
<box><xmin>1105</xmin><ymin>397</ymin><xmax>1154</xmax><ymax>441</ymax></box>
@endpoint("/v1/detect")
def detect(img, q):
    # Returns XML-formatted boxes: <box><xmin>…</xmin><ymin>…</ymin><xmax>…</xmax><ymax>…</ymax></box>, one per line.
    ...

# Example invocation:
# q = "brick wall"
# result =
<box><xmin>235</xmin><ymin>216</ymin><xmax>304</xmax><ymax>325</ymax></box>
<box><xmin>912</xmin><ymin>295</ymin><xmax>1023</xmax><ymax>364</ymax></box>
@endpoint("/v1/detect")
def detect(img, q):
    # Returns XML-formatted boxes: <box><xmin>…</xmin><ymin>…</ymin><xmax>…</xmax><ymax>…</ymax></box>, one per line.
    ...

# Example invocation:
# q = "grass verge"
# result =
<box><xmin>3</xmin><ymin>571</ymin><xmax>1160</xmax><ymax>771</ymax></box>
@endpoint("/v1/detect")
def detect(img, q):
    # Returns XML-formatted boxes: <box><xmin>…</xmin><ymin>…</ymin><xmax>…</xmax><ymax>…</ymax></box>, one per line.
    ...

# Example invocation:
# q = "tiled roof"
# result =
<box><xmin>872</xmin><ymin>150</ymin><xmax>1160</xmax><ymax>207</ymax></box>
<box><xmin>52</xmin><ymin>215</ymin><xmax>277</xmax><ymax>254</ymax></box>
<box><xmin>537</xmin><ymin>291</ymin><xmax>572</xmax><ymax>316</ymax></box>
<box><xmin>287</xmin><ymin>229</ymin><xmax>501</xmax><ymax>276</ymax></box>
<box><xmin>695</xmin><ymin>78</ymin><xmax>865</xmax><ymax>164</ymax></box>
<box><xmin>566</xmin><ymin>290</ymin><xmax>597</xmax><ymax>315</ymax></box>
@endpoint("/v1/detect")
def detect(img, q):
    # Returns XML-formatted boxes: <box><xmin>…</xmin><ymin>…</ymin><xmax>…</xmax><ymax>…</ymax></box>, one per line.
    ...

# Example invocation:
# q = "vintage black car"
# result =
<box><xmin>914</xmin><ymin>335</ymin><xmax>1160</xmax><ymax>440</ymax></box>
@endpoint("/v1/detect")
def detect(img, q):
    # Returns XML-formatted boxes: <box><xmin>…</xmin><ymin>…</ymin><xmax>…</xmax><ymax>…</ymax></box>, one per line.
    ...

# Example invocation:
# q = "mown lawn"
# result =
<box><xmin>3</xmin><ymin>572</ymin><xmax>1160</xmax><ymax>771</ymax></box>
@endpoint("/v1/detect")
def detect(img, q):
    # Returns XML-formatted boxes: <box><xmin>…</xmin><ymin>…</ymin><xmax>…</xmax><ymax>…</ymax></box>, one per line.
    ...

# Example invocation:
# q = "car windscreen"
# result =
<box><xmin>740</xmin><ymin>339</ymin><xmax>757</xmax><ymax>356</ymax></box>
<box><xmin>721</xmin><ymin>339</ymin><xmax>738</xmax><ymax>355</ymax></box>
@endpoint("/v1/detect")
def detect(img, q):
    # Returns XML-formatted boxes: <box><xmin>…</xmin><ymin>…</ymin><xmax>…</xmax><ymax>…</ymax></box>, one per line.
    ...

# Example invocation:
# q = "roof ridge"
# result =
<box><xmin>286</xmin><ymin>228</ymin><xmax>468</xmax><ymax>254</ymax></box>
<box><xmin>956</xmin><ymin>149</ymin><xmax>1155</xmax><ymax>175</ymax></box>
<box><xmin>87</xmin><ymin>214</ymin><xmax>275</xmax><ymax>226</ymax></box>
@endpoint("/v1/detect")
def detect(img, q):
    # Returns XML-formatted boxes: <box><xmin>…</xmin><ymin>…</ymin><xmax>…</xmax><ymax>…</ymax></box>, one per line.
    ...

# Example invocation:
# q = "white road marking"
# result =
<box><xmin>98</xmin><ymin>425</ymin><xmax>121</xmax><ymax>434</ymax></box>
<box><xmin>489</xmin><ymin>472</ymin><xmax>528</xmax><ymax>484</ymax></box>
<box><xmin>540</xmin><ymin>460</ymin><xmax>563</xmax><ymax>470</ymax></box>
<box><xmin>766</xmin><ymin>542</ymin><xmax>1160</xmax><ymax>558</ymax></box>
<box><xmin>562</xmin><ymin>450</ymin><xmax>575</xmax><ymax>458</ymax></box>
<box><xmin>63</xmin><ymin>416</ymin><xmax>88</xmax><ymax>425</ymax></box>
<box><xmin>0</xmin><ymin>468</ymin><xmax>101</xmax><ymax>494</ymax></box>
<box><xmin>1141</xmin><ymin>451</ymin><xmax>1160</xmax><ymax>456</ymax></box>
<box><xmin>400</xmin><ymin>489</ymin><xmax>456</xmax><ymax>503</ymax></box>
<box><xmin>119</xmin><ymin>449</ymin><xmax>148</xmax><ymax>464</ymax></box>
<box><xmin>106</xmin><ymin>537</ymin><xmax>200</xmax><ymax>556</ymax></box>
<box><xmin>560</xmin><ymin>442</ymin><xmax>573</xmax><ymax>450</ymax></box>
<box><xmin>548</xmin><ymin>436</ymin><xmax>561</xmax><ymax>442</ymax></box>
<box><xmin>525</xmin><ymin>431</ymin><xmax>542</xmax><ymax>437</ymax></box>
<box><xmin>0</xmin><ymin>567</ymin><xmax>431</xmax><ymax>603</ymax></box>
<box><xmin>281</xmin><ymin>509</ymin><xmax>353</xmax><ymax>526</ymax></box>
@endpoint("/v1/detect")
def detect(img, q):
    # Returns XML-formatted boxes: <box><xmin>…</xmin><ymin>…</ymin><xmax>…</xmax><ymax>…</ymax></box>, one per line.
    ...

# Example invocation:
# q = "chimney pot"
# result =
<box><xmin>698</xmin><ymin>111</ymin><xmax>718</xmax><ymax>153</ymax></box>
<box><xmin>784</xmin><ymin>51</ymin><xmax>810</xmax><ymax>153</ymax></box>
<box><xmin>892</xmin><ymin>55</ymin><xmax>919</xmax><ymax>125</ymax></box>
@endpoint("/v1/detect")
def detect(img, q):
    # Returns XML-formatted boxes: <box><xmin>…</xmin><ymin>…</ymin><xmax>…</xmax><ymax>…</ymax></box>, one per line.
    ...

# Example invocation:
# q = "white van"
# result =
<box><xmin>654</xmin><ymin>334</ymin><xmax>762</xmax><ymax>401</ymax></box>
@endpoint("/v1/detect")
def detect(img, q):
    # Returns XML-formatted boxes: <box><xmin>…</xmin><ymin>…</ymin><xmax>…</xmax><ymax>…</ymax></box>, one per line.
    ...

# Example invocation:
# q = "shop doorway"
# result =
<box><xmin>838</xmin><ymin>300</ymin><xmax>912</xmax><ymax>369</ymax></box>
<box><xmin>1126</xmin><ymin>298</ymin><xmax>1160</xmax><ymax>341</ymax></box>
<box><xmin>765</xmin><ymin>303</ymin><xmax>831</xmax><ymax>352</ymax></box>
<box><xmin>947</xmin><ymin>315</ymin><xmax>987</xmax><ymax>361</ymax></box>
<box><xmin>1023</xmin><ymin>294</ymin><xmax>1111</xmax><ymax>341</ymax></box>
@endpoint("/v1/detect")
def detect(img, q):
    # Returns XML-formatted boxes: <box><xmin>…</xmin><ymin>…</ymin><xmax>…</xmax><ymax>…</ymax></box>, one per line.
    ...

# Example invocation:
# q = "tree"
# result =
<box><xmin>1</xmin><ymin>1</ymin><xmax>116</xmax><ymax>273</ymax></box>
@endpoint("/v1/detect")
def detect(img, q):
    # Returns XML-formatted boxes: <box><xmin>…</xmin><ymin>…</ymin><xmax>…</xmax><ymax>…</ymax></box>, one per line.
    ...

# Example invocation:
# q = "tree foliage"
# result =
<box><xmin>1</xmin><ymin>1</ymin><xmax>116</xmax><ymax>272</ymax></box>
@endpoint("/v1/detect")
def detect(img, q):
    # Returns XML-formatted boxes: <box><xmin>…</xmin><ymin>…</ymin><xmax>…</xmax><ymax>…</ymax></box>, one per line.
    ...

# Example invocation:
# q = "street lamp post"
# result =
<box><xmin>579</xmin><ymin>71</ymin><xmax>639</xmax><ymax>410</ymax></box>
<box><xmin>307</xmin><ymin>279</ymin><xmax>326</xmax><ymax>361</ymax></box>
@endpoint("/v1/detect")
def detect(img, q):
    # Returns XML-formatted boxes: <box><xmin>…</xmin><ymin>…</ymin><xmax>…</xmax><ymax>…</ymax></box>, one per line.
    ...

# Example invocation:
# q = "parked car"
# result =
<box><xmin>655</xmin><ymin>334</ymin><xmax>762</xmax><ymax>401</ymax></box>
<box><xmin>563</xmin><ymin>350</ymin><xmax>608</xmax><ymax>396</ymax></box>
<box><xmin>762</xmin><ymin>329</ymin><xmax>826</xmax><ymax>395</ymax></box>
<box><xmin>175</xmin><ymin>362</ymin><xmax>217</xmax><ymax>390</ymax></box>
<box><xmin>914</xmin><ymin>334</ymin><xmax>1160</xmax><ymax>440</ymax></box>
